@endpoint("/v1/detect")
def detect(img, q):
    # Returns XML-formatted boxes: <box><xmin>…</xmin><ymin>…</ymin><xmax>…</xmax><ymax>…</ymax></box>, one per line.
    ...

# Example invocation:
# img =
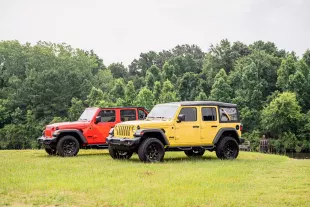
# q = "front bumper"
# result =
<box><xmin>37</xmin><ymin>136</ymin><xmax>57</xmax><ymax>149</ymax></box>
<box><xmin>106</xmin><ymin>135</ymin><xmax>141</xmax><ymax>151</ymax></box>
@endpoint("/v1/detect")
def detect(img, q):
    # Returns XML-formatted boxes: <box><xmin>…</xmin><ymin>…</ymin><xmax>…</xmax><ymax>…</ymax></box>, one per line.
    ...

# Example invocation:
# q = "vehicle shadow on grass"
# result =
<box><xmin>128</xmin><ymin>155</ymin><xmax>218</xmax><ymax>163</ymax></box>
<box><xmin>37</xmin><ymin>151</ymin><xmax>110</xmax><ymax>158</ymax></box>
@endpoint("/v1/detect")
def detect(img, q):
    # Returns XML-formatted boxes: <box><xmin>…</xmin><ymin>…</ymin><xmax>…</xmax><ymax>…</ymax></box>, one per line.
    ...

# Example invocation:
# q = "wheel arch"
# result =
<box><xmin>140</xmin><ymin>129</ymin><xmax>169</xmax><ymax>145</ymax></box>
<box><xmin>213</xmin><ymin>128</ymin><xmax>240</xmax><ymax>145</ymax></box>
<box><xmin>56</xmin><ymin>129</ymin><xmax>87</xmax><ymax>145</ymax></box>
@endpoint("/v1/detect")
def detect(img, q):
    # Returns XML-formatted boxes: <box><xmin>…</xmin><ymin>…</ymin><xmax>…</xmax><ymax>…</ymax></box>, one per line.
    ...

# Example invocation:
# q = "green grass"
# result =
<box><xmin>0</xmin><ymin>150</ymin><xmax>309</xmax><ymax>207</ymax></box>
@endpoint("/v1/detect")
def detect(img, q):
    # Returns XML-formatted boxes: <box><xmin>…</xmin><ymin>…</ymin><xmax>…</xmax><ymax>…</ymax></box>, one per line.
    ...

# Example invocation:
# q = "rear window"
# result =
<box><xmin>219</xmin><ymin>107</ymin><xmax>239</xmax><ymax>122</ymax></box>
<box><xmin>120</xmin><ymin>109</ymin><xmax>136</xmax><ymax>121</ymax></box>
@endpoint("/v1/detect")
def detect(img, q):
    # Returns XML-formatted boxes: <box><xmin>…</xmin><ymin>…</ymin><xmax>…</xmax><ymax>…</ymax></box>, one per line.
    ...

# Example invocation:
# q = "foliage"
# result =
<box><xmin>261</xmin><ymin>92</ymin><xmax>302</xmax><ymax>136</ymax></box>
<box><xmin>1</xmin><ymin>40</ymin><xmax>310</xmax><ymax>151</ymax></box>
<box><xmin>209</xmin><ymin>69</ymin><xmax>231</xmax><ymax>102</ymax></box>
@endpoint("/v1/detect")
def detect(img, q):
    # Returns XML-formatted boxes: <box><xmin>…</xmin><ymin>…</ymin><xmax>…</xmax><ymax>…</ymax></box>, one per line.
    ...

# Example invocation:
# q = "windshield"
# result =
<box><xmin>147</xmin><ymin>105</ymin><xmax>179</xmax><ymax>119</ymax></box>
<box><xmin>78</xmin><ymin>108</ymin><xmax>97</xmax><ymax>121</ymax></box>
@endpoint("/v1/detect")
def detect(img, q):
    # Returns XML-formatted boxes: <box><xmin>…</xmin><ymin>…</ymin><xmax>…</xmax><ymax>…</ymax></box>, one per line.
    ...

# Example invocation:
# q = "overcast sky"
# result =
<box><xmin>0</xmin><ymin>0</ymin><xmax>309</xmax><ymax>66</ymax></box>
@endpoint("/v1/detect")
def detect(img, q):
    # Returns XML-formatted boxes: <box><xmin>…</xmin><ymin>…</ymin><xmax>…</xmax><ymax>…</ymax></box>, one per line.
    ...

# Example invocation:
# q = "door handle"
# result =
<box><xmin>193</xmin><ymin>126</ymin><xmax>199</xmax><ymax>128</ymax></box>
<box><xmin>211</xmin><ymin>126</ymin><xmax>217</xmax><ymax>128</ymax></box>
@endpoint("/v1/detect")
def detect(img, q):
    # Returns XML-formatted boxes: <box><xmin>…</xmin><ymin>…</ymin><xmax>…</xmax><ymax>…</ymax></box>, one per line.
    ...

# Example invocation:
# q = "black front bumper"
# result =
<box><xmin>106</xmin><ymin>135</ymin><xmax>141</xmax><ymax>151</ymax></box>
<box><xmin>38</xmin><ymin>136</ymin><xmax>57</xmax><ymax>149</ymax></box>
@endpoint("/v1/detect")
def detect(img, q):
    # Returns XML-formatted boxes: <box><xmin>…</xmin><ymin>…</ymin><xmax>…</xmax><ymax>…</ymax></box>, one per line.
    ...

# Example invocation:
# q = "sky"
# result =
<box><xmin>0</xmin><ymin>0</ymin><xmax>309</xmax><ymax>66</ymax></box>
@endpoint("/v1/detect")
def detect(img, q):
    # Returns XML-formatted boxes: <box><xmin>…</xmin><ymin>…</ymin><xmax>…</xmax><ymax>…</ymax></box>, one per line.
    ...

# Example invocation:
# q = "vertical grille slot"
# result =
<box><xmin>116</xmin><ymin>125</ymin><xmax>132</xmax><ymax>137</ymax></box>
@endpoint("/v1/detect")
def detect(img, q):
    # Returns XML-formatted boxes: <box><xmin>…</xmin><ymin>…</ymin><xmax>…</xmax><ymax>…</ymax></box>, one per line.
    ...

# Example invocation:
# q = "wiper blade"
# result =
<box><xmin>78</xmin><ymin>119</ymin><xmax>88</xmax><ymax>121</ymax></box>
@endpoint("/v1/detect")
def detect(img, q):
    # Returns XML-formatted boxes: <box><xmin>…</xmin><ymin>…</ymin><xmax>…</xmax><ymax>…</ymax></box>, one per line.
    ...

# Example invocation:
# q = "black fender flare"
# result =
<box><xmin>135</xmin><ymin>129</ymin><xmax>169</xmax><ymax>145</ymax></box>
<box><xmin>55</xmin><ymin>129</ymin><xmax>88</xmax><ymax>144</ymax></box>
<box><xmin>213</xmin><ymin>128</ymin><xmax>240</xmax><ymax>144</ymax></box>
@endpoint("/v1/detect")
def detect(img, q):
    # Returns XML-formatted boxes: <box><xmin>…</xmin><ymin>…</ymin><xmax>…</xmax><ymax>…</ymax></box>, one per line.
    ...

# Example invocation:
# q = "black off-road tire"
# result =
<box><xmin>216</xmin><ymin>136</ymin><xmax>239</xmax><ymax>160</ymax></box>
<box><xmin>45</xmin><ymin>147</ymin><xmax>56</xmax><ymax>156</ymax></box>
<box><xmin>138</xmin><ymin>138</ymin><xmax>165</xmax><ymax>163</ymax></box>
<box><xmin>184</xmin><ymin>148</ymin><xmax>205</xmax><ymax>157</ymax></box>
<box><xmin>108</xmin><ymin>145</ymin><xmax>133</xmax><ymax>159</ymax></box>
<box><xmin>56</xmin><ymin>135</ymin><xmax>80</xmax><ymax>157</ymax></box>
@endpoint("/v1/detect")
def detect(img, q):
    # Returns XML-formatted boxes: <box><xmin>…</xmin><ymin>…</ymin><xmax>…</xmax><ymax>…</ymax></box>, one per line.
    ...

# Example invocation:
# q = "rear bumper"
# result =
<box><xmin>239</xmin><ymin>138</ymin><xmax>245</xmax><ymax>144</ymax></box>
<box><xmin>38</xmin><ymin>136</ymin><xmax>57</xmax><ymax>149</ymax></box>
<box><xmin>106</xmin><ymin>135</ymin><xmax>141</xmax><ymax>151</ymax></box>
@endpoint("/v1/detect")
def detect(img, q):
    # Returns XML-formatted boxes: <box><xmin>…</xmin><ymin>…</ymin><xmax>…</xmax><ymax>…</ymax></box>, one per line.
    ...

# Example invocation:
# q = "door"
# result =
<box><xmin>175</xmin><ymin>107</ymin><xmax>200</xmax><ymax>145</ymax></box>
<box><xmin>200</xmin><ymin>107</ymin><xmax>219</xmax><ymax>145</ymax></box>
<box><xmin>92</xmin><ymin>109</ymin><xmax>116</xmax><ymax>144</ymax></box>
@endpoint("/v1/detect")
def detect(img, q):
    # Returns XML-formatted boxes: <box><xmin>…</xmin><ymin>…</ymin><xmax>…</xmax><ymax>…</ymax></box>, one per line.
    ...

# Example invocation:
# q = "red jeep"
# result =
<box><xmin>38</xmin><ymin>107</ymin><xmax>148</xmax><ymax>156</ymax></box>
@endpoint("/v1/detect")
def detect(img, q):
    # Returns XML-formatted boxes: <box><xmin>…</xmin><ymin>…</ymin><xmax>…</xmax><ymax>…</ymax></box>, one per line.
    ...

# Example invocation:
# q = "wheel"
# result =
<box><xmin>216</xmin><ymin>136</ymin><xmax>239</xmax><ymax>160</ymax></box>
<box><xmin>45</xmin><ymin>147</ymin><xmax>56</xmax><ymax>156</ymax></box>
<box><xmin>184</xmin><ymin>148</ymin><xmax>205</xmax><ymax>157</ymax></box>
<box><xmin>138</xmin><ymin>138</ymin><xmax>165</xmax><ymax>163</ymax></box>
<box><xmin>56</xmin><ymin>135</ymin><xmax>80</xmax><ymax>157</ymax></box>
<box><xmin>108</xmin><ymin>145</ymin><xmax>133</xmax><ymax>159</ymax></box>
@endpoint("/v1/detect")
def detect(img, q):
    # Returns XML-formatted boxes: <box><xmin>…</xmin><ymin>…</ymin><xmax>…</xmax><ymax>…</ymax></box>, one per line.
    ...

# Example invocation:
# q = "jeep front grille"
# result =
<box><xmin>115</xmin><ymin>125</ymin><xmax>133</xmax><ymax>137</ymax></box>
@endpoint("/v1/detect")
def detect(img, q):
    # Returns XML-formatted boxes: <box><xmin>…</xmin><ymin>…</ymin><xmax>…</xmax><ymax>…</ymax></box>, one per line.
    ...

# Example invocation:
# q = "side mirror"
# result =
<box><xmin>95</xmin><ymin>116</ymin><xmax>101</xmax><ymax>124</ymax></box>
<box><xmin>177</xmin><ymin>114</ymin><xmax>185</xmax><ymax>123</ymax></box>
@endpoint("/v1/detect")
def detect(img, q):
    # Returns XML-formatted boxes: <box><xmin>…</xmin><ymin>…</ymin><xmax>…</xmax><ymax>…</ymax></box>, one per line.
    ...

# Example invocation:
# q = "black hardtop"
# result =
<box><xmin>165</xmin><ymin>101</ymin><xmax>237</xmax><ymax>108</ymax></box>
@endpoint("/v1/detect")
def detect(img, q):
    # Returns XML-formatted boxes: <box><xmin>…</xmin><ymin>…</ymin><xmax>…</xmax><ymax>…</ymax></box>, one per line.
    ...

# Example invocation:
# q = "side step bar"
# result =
<box><xmin>165</xmin><ymin>145</ymin><xmax>215</xmax><ymax>151</ymax></box>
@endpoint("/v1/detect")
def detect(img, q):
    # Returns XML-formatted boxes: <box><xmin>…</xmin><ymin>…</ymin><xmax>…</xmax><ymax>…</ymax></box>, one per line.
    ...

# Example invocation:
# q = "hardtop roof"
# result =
<box><xmin>160</xmin><ymin>101</ymin><xmax>237</xmax><ymax>107</ymax></box>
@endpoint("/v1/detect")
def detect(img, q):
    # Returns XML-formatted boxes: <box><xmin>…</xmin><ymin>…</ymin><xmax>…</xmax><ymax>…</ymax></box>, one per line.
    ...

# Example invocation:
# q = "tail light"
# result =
<box><xmin>240</xmin><ymin>124</ymin><xmax>243</xmax><ymax>131</ymax></box>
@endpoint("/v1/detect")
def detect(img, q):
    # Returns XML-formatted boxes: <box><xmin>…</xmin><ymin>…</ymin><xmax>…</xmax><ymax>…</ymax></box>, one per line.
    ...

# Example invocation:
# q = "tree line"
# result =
<box><xmin>0</xmin><ymin>40</ymin><xmax>310</xmax><ymax>152</ymax></box>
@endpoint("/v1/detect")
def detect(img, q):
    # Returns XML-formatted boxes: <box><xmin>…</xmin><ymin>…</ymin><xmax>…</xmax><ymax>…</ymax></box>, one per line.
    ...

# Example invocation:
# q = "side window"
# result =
<box><xmin>120</xmin><ymin>109</ymin><xmax>136</xmax><ymax>122</ymax></box>
<box><xmin>138</xmin><ymin>109</ymin><xmax>147</xmax><ymax>120</ymax></box>
<box><xmin>220</xmin><ymin>107</ymin><xmax>238</xmax><ymax>122</ymax></box>
<box><xmin>202</xmin><ymin>107</ymin><xmax>217</xmax><ymax>121</ymax></box>
<box><xmin>97</xmin><ymin>110</ymin><xmax>116</xmax><ymax>122</ymax></box>
<box><xmin>179</xmin><ymin>107</ymin><xmax>197</xmax><ymax>122</ymax></box>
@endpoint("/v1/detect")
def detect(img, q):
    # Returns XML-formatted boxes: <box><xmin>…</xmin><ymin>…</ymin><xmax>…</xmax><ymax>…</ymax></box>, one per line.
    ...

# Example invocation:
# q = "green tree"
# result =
<box><xmin>261</xmin><ymin>92</ymin><xmax>302</xmax><ymax>137</ymax></box>
<box><xmin>124</xmin><ymin>81</ymin><xmax>136</xmax><ymax>106</ymax></box>
<box><xmin>162</xmin><ymin>62</ymin><xmax>175</xmax><ymax>80</ymax></box>
<box><xmin>86</xmin><ymin>87</ymin><xmax>104</xmax><ymax>107</ymax></box>
<box><xmin>159</xmin><ymin>80</ymin><xmax>178</xmax><ymax>103</ymax></box>
<box><xmin>134</xmin><ymin>87</ymin><xmax>154</xmax><ymax>110</ymax></box>
<box><xmin>277</xmin><ymin>55</ymin><xmax>297</xmax><ymax>91</ymax></box>
<box><xmin>145</xmin><ymin>72</ymin><xmax>155</xmax><ymax>90</ymax></box>
<box><xmin>148</xmin><ymin>65</ymin><xmax>161</xmax><ymax>82</ymax></box>
<box><xmin>153</xmin><ymin>81</ymin><xmax>161</xmax><ymax>104</ymax></box>
<box><xmin>209</xmin><ymin>69</ymin><xmax>231</xmax><ymax>102</ymax></box>
<box><xmin>109</xmin><ymin>78</ymin><xmax>125</xmax><ymax>102</ymax></box>
<box><xmin>178</xmin><ymin>72</ymin><xmax>199</xmax><ymax>101</ymax></box>
<box><xmin>68</xmin><ymin>98</ymin><xmax>84</xmax><ymax>121</ymax></box>
<box><xmin>108</xmin><ymin>63</ymin><xmax>127</xmax><ymax>79</ymax></box>
<box><xmin>195</xmin><ymin>91</ymin><xmax>208</xmax><ymax>101</ymax></box>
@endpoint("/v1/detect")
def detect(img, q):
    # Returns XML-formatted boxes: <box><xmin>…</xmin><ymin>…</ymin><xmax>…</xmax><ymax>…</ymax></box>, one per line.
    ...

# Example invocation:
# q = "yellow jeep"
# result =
<box><xmin>106</xmin><ymin>101</ymin><xmax>244</xmax><ymax>162</ymax></box>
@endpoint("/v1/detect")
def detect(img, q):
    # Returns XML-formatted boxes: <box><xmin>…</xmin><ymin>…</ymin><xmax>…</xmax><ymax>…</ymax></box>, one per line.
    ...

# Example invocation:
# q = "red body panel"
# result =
<box><xmin>44</xmin><ymin>107</ymin><xmax>148</xmax><ymax>145</ymax></box>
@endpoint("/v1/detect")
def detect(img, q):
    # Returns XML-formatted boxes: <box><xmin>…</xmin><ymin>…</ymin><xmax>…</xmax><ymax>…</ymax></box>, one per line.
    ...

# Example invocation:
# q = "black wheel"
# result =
<box><xmin>216</xmin><ymin>136</ymin><xmax>239</xmax><ymax>160</ymax></box>
<box><xmin>56</xmin><ymin>136</ymin><xmax>80</xmax><ymax>157</ymax></box>
<box><xmin>138</xmin><ymin>138</ymin><xmax>165</xmax><ymax>163</ymax></box>
<box><xmin>184</xmin><ymin>148</ymin><xmax>205</xmax><ymax>157</ymax></box>
<box><xmin>108</xmin><ymin>145</ymin><xmax>133</xmax><ymax>159</ymax></box>
<box><xmin>45</xmin><ymin>147</ymin><xmax>56</xmax><ymax>156</ymax></box>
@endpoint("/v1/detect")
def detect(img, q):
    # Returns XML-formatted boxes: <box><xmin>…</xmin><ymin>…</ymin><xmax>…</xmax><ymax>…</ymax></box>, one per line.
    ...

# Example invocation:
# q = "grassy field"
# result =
<box><xmin>0</xmin><ymin>150</ymin><xmax>309</xmax><ymax>207</ymax></box>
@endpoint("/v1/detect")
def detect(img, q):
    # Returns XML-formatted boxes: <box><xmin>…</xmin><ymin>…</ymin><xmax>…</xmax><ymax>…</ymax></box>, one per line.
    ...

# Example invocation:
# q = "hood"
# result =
<box><xmin>46</xmin><ymin>121</ymin><xmax>90</xmax><ymax>130</ymax></box>
<box><xmin>117</xmin><ymin>119</ymin><xmax>172</xmax><ymax>128</ymax></box>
